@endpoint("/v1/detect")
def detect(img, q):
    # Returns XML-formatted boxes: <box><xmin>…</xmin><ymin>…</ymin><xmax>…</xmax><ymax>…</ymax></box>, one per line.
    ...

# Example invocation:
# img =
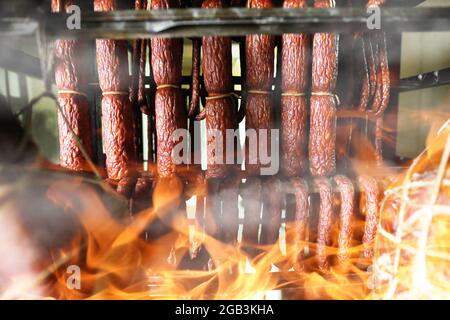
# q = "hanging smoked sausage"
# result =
<box><xmin>53</xmin><ymin>0</ymin><xmax>93</xmax><ymax>172</ymax></box>
<box><xmin>309</xmin><ymin>0</ymin><xmax>339</xmax><ymax>177</ymax></box>
<box><xmin>95</xmin><ymin>0</ymin><xmax>135</xmax><ymax>180</ymax></box>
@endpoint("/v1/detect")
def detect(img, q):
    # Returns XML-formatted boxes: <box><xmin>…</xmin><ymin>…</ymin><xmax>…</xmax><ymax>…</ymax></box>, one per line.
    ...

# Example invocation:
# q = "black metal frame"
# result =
<box><xmin>396</xmin><ymin>68</ymin><xmax>450</xmax><ymax>92</ymax></box>
<box><xmin>1</xmin><ymin>7</ymin><xmax>450</xmax><ymax>39</ymax></box>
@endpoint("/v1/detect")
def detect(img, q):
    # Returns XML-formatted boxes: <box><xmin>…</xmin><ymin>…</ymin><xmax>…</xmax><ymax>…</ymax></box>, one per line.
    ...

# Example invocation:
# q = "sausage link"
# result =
<box><xmin>358</xmin><ymin>175</ymin><xmax>380</xmax><ymax>260</ymax></box>
<box><xmin>357</xmin><ymin>35</ymin><xmax>370</xmax><ymax>111</ymax></box>
<box><xmin>291</xmin><ymin>178</ymin><xmax>309</xmax><ymax>271</ymax></box>
<box><xmin>245</xmin><ymin>0</ymin><xmax>275</xmax><ymax>176</ymax></box>
<box><xmin>137</xmin><ymin>39</ymin><xmax>148</xmax><ymax>113</ymax></box>
<box><xmin>201</xmin><ymin>1</ymin><xmax>237</xmax><ymax>263</ymax></box>
<box><xmin>204</xmin><ymin>179</ymin><xmax>222</xmax><ymax>239</ymax></box>
<box><xmin>151</xmin><ymin>0</ymin><xmax>185</xmax><ymax>177</ymax></box>
<box><xmin>365</xmin><ymin>0</ymin><xmax>386</xmax><ymax>109</ymax></box>
<box><xmin>333</xmin><ymin>175</ymin><xmax>354</xmax><ymax>265</ymax></box>
<box><xmin>261</xmin><ymin>177</ymin><xmax>282</xmax><ymax>246</ymax></box>
<box><xmin>309</xmin><ymin>0</ymin><xmax>338</xmax><ymax>177</ymax></box>
<box><xmin>130</xmin><ymin>0</ymin><xmax>144</xmax><ymax>105</ymax></box>
<box><xmin>52</xmin><ymin>0</ymin><xmax>93</xmax><ymax>172</ymax></box>
<box><xmin>190</xmin><ymin>194</ymin><xmax>205</xmax><ymax>260</ymax></box>
<box><xmin>370</xmin><ymin>34</ymin><xmax>382</xmax><ymax>115</ymax></box>
<box><xmin>242</xmin><ymin>177</ymin><xmax>262</xmax><ymax>250</ymax></box>
<box><xmin>95</xmin><ymin>0</ymin><xmax>135</xmax><ymax>180</ymax></box>
<box><xmin>220</xmin><ymin>176</ymin><xmax>241</xmax><ymax>244</ymax></box>
<box><xmin>373</xmin><ymin>32</ymin><xmax>390</xmax><ymax>165</ymax></box>
<box><xmin>130</xmin><ymin>1</ymin><xmax>147</xmax><ymax>162</ymax></box>
<box><xmin>280</xmin><ymin>0</ymin><xmax>309</xmax><ymax>177</ymax></box>
<box><xmin>187</xmin><ymin>0</ymin><xmax>201</xmax><ymax>121</ymax></box>
<box><xmin>238</xmin><ymin>36</ymin><xmax>247</xmax><ymax>123</ymax></box>
<box><xmin>101</xmin><ymin>94</ymin><xmax>136</xmax><ymax>180</ymax></box>
<box><xmin>245</xmin><ymin>94</ymin><xmax>272</xmax><ymax>174</ymax></box>
<box><xmin>205</xmin><ymin>96</ymin><xmax>236</xmax><ymax>178</ymax></box>
<box><xmin>365</xmin><ymin>36</ymin><xmax>377</xmax><ymax>103</ymax></box>
<box><xmin>188</xmin><ymin>38</ymin><xmax>201</xmax><ymax>118</ymax></box>
<box><xmin>315</xmin><ymin>177</ymin><xmax>333</xmax><ymax>272</ymax></box>
<box><xmin>202</xmin><ymin>0</ymin><xmax>236</xmax><ymax>179</ymax></box>
<box><xmin>56</xmin><ymin>96</ymin><xmax>93</xmax><ymax>171</ymax></box>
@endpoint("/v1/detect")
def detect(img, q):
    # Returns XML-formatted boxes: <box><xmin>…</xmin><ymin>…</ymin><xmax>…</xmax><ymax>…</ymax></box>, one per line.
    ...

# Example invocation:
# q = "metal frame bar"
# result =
<box><xmin>1</xmin><ymin>7</ymin><xmax>450</xmax><ymax>39</ymax></box>
<box><xmin>0</xmin><ymin>46</ymin><xmax>42</xmax><ymax>79</ymax></box>
<box><xmin>396</xmin><ymin>67</ymin><xmax>450</xmax><ymax>92</ymax></box>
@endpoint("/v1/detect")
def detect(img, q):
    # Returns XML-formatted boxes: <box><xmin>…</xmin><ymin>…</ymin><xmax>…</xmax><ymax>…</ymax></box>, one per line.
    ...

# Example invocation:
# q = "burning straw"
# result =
<box><xmin>372</xmin><ymin>124</ymin><xmax>450</xmax><ymax>299</ymax></box>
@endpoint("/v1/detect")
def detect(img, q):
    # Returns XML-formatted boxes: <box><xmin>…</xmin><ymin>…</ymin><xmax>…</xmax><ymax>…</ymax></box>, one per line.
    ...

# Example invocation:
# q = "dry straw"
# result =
<box><xmin>373</xmin><ymin>129</ymin><xmax>450</xmax><ymax>299</ymax></box>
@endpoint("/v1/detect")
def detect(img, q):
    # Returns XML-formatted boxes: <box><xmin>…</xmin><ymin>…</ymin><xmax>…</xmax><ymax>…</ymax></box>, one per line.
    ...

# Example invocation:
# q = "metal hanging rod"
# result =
<box><xmin>0</xmin><ymin>7</ymin><xmax>449</xmax><ymax>39</ymax></box>
<box><xmin>395</xmin><ymin>68</ymin><xmax>450</xmax><ymax>92</ymax></box>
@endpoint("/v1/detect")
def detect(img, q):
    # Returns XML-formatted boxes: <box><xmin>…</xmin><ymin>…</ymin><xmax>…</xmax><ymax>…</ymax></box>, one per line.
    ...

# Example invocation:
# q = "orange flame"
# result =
<box><xmin>0</xmin><ymin>110</ymin><xmax>448</xmax><ymax>300</ymax></box>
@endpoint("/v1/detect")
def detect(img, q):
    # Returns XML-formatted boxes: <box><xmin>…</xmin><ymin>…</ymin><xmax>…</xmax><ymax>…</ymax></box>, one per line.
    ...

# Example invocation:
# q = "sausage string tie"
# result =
<box><xmin>311</xmin><ymin>91</ymin><xmax>340</xmax><ymax>106</ymax></box>
<box><xmin>102</xmin><ymin>91</ymin><xmax>129</xmax><ymax>96</ymax></box>
<box><xmin>58</xmin><ymin>90</ymin><xmax>87</xmax><ymax>98</ymax></box>
<box><xmin>281</xmin><ymin>92</ymin><xmax>306</xmax><ymax>97</ymax></box>
<box><xmin>205</xmin><ymin>93</ymin><xmax>240</xmax><ymax>101</ymax></box>
<box><xmin>156</xmin><ymin>84</ymin><xmax>180</xmax><ymax>90</ymax></box>
<box><xmin>247</xmin><ymin>90</ymin><xmax>272</xmax><ymax>95</ymax></box>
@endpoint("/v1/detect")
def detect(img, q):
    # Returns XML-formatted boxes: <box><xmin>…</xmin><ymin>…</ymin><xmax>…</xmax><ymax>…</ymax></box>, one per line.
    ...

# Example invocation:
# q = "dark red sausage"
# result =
<box><xmin>95</xmin><ymin>0</ymin><xmax>135</xmax><ymax>180</ymax></box>
<box><xmin>358</xmin><ymin>175</ymin><xmax>380</xmax><ymax>260</ymax></box>
<box><xmin>132</xmin><ymin>0</ymin><xmax>149</xmax><ymax>114</ymax></box>
<box><xmin>189</xmin><ymin>38</ymin><xmax>201</xmax><ymax>118</ymax></box>
<box><xmin>309</xmin><ymin>0</ymin><xmax>338</xmax><ymax>177</ymax></box>
<box><xmin>204</xmin><ymin>179</ymin><xmax>222</xmax><ymax>239</ymax></box>
<box><xmin>315</xmin><ymin>177</ymin><xmax>333</xmax><ymax>272</ymax></box>
<box><xmin>261</xmin><ymin>177</ymin><xmax>282</xmax><ymax>246</ymax></box>
<box><xmin>372</xmin><ymin>31</ymin><xmax>390</xmax><ymax>165</ymax></box>
<box><xmin>357</xmin><ymin>35</ymin><xmax>370</xmax><ymax>112</ymax></box>
<box><xmin>202</xmin><ymin>0</ymin><xmax>236</xmax><ymax>179</ymax></box>
<box><xmin>242</xmin><ymin>177</ymin><xmax>262</xmax><ymax>251</ymax></box>
<box><xmin>129</xmin><ymin>1</ymin><xmax>147</xmax><ymax>163</ymax></box>
<box><xmin>53</xmin><ymin>0</ymin><xmax>93</xmax><ymax>172</ymax></box>
<box><xmin>366</xmin><ymin>35</ymin><xmax>377</xmax><ymax>104</ymax></box>
<box><xmin>291</xmin><ymin>178</ymin><xmax>309</xmax><ymax>271</ymax></box>
<box><xmin>150</xmin><ymin>0</ymin><xmax>185</xmax><ymax>177</ymax></box>
<box><xmin>220</xmin><ymin>176</ymin><xmax>241</xmax><ymax>244</ymax></box>
<box><xmin>245</xmin><ymin>0</ymin><xmax>275</xmax><ymax>176</ymax></box>
<box><xmin>334</xmin><ymin>175</ymin><xmax>354</xmax><ymax>265</ymax></box>
<box><xmin>188</xmin><ymin>0</ymin><xmax>203</xmax><ymax>120</ymax></box>
<box><xmin>280</xmin><ymin>0</ymin><xmax>309</xmax><ymax>177</ymax></box>
<box><xmin>190</xmin><ymin>194</ymin><xmax>205</xmax><ymax>260</ymax></box>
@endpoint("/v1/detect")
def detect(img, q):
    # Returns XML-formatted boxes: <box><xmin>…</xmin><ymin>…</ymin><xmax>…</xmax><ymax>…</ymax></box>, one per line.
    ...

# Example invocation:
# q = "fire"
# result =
<box><xmin>0</xmin><ymin>173</ymin><xmax>368</xmax><ymax>299</ymax></box>
<box><xmin>0</xmin><ymin>120</ymin><xmax>448</xmax><ymax>300</ymax></box>
<box><xmin>372</xmin><ymin>122</ymin><xmax>450</xmax><ymax>299</ymax></box>
<box><xmin>0</xmin><ymin>177</ymin><xmax>369</xmax><ymax>300</ymax></box>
